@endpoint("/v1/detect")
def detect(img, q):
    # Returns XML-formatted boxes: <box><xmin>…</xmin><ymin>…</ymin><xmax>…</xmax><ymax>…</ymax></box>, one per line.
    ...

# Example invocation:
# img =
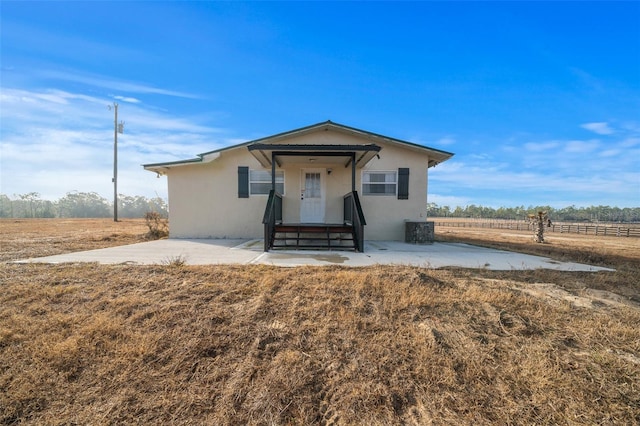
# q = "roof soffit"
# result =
<box><xmin>247</xmin><ymin>143</ymin><xmax>381</xmax><ymax>168</ymax></box>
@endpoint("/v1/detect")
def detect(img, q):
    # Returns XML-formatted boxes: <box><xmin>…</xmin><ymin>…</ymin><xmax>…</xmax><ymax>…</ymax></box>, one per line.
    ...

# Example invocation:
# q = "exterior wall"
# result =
<box><xmin>167</xmin><ymin>148</ymin><xmax>265</xmax><ymax>238</ymax></box>
<box><xmin>358</xmin><ymin>142</ymin><xmax>429</xmax><ymax>240</ymax></box>
<box><xmin>165</xmin><ymin>130</ymin><xmax>432</xmax><ymax>241</ymax></box>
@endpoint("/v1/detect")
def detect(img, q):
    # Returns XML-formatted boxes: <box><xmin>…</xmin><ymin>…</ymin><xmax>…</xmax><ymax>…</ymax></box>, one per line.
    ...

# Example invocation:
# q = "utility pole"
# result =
<box><xmin>108</xmin><ymin>102</ymin><xmax>124</xmax><ymax>222</ymax></box>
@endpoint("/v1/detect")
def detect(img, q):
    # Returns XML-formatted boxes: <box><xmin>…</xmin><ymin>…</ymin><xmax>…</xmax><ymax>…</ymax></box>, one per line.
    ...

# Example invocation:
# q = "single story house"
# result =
<box><xmin>143</xmin><ymin>121</ymin><xmax>453</xmax><ymax>251</ymax></box>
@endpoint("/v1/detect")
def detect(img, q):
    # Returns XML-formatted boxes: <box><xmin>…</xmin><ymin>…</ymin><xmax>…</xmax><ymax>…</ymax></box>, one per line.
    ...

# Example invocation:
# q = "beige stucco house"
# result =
<box><xmin>143</xmin><ymin>121</ymin><xmax>453</xmax><ymax>251</ymax></box>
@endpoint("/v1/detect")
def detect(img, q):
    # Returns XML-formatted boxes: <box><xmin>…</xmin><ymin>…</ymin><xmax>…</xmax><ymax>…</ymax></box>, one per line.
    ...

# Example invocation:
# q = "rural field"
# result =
<box><xmin>1</xmin><ymin>219</ymin><xmax>639</xmax><ymax>425</ymax></box>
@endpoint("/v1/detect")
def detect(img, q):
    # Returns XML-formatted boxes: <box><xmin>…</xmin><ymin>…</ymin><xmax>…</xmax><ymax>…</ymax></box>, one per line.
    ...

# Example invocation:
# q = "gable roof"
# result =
<box><xmin>143</xmin><ymin>120</ymin><xmax>454</xmax><ymax>174</ymax></box>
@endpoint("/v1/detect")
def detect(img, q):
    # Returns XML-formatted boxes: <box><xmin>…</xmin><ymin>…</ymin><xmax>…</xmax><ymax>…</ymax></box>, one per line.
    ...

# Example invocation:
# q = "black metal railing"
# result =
<box><xmin>262</xmin><ymin>190</ymin><xmax>283</xmax><ymax>251</ymax></box>
<box><xmin>344</xmin><ymin>191</ymin><xmax>366</xmax><ymax>252</ymax></box>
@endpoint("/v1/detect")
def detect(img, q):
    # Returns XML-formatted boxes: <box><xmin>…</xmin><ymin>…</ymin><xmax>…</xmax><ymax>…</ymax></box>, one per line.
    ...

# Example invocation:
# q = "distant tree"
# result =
<box><xmin>426</xmin><ymin>202</ymin><xmax>438</xmax><ymax>217</ymax></box>
<box><xmin>39</xmin><ymin>200</ymin><xmax>56</xmax><ymax>218</ymax></box>
<box><xmin>426</xmin><ymin>203</ymin><xmax>451</xmax><ymax>217</ymax></box>
<box><xmin>58</xmin><ymin>191</ymin><xmax>111</xmax><ymax>218</ymax></box>
<box><xmin>147</xmin><ymin>196</ymin><xmax>168</xmax><ymax>216</ymax></box>
<box><xmin>119</xmin><ymin>194</ymin><xmax>168</xmax><ymax>218</ymax></box>
<box><xmin>495</xmin><ymin>206</ymin><xmax>512</xmax><ymax>219</ymax></box>
<box><xmin>621</xmin><ymin>207</ymin><xmax>640</xmax><ymax>222</ymax></box>
<box><xmin>10</xmin><ymin>194</ymin><xmax>27</xmax><ymax>218</ymax></box>
<box><xmin>0</xmin><ymin>194</ymin><xmax>13</xmax><ymax>218</ymax></box>
<box><xmin>119</xmin><ymin>194</ymin><xmax>148</xmax><ymax>218</ymax></box>
<box><xmin>452</xmin><ymin>206</ymin><xmax>464</xmax><ymax>218</ymax></box>
<box><xmin>18</xmin><ymin>192</ymin><xmax>41</xmax><ymax>218</ymax></box>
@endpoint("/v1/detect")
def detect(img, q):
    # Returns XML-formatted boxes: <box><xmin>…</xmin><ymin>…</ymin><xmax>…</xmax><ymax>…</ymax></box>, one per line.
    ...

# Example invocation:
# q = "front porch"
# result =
<box><xmin>249</xmin><ymin>142</ymin><xmax>378</xmax><ymax>253</ymax></box>
<box><xmin>262</xmin><ymin>190</ymin><xmax>366</xmax><ymax>252</ymax></box>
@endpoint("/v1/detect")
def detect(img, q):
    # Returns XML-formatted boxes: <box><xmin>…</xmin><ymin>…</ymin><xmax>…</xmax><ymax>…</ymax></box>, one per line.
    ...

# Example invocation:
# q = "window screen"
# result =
<box><xmin>362</xmin><ymin>171</ymin><xmax>397</xmax><ymax>195</ymax></box>
<box><xmin>249</xmin><ymin>170</ymin><xmax>284</xmax><ymax>195</ymax></box>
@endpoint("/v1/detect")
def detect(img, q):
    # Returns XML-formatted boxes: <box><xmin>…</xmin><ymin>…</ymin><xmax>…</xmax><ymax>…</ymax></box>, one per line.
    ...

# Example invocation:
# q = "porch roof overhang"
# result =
<box><xmin>247</xmin><ymin>143</ymin><xmax>382</xmax><ymax>168</ymax></box>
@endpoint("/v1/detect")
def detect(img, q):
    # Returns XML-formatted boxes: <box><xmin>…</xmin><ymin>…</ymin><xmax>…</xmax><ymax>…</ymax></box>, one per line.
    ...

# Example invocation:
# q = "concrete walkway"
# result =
<box><xmin>15</xmin><ymin>239</ymin><xmax>612</xmax><ymax>271</ymax></box>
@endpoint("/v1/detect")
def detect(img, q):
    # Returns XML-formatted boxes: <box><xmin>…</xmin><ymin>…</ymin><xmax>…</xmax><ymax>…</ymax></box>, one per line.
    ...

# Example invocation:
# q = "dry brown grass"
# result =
<box><xmin>1</xmin><ymin>220</ymin><xmax>639</xmax><ymax>425</ymax></box>
<box><xmin>0</xmin><ymin>219</ymin><xmax>149</xmax><ymax>262</ymax></box>
<box><xmin>435</xmin><ymin>220</ymin><xmax>640</xmax><ymax>266</ymax></box>
<box><xmin>435</xmin><ymin>222</ymin><xmax>640</xmax><ymax>303</ymax></box>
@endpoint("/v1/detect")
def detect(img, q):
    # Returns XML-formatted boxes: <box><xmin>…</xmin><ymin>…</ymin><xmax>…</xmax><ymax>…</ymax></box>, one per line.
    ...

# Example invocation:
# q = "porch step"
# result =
<box><xmin>271</xmin><ymin>224</ymin><xmax>356</xmax><ymax>251</ymax></box>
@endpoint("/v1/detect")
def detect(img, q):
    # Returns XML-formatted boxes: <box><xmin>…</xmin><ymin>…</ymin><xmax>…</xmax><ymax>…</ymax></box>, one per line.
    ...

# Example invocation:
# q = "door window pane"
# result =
<box><xmin>305</xmin><ymin>173</ymin><xmax>321</xmax><ymax>198</ymax></box>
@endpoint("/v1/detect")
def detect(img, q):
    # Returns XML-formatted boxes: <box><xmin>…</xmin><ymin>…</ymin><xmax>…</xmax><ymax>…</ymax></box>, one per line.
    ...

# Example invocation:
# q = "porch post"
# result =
<box><xmin>271</xmin><ymin>152</ymin><xmax>276</xmax><ymax>191</ymax></box>
<box><xmin>351</xmin><ymin>152</ymin><xmax>356</xmax><ymax>192</ymax></box>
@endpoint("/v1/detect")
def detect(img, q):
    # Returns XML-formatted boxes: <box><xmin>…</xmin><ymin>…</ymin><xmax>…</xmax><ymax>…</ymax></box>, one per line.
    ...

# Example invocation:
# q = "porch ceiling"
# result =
<box><xmin>247</xmin><ymin>143</ymin><xmax>381</xmax><ymax>168</ymax></box>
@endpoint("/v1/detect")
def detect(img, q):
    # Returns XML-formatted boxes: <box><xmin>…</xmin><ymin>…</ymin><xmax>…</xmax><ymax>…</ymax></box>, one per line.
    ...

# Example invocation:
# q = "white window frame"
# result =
<box><xmin>249</xmin><ymin>169</ymin><xmax>285</xmax><ymax>196</ymax></box>
<box><xmin>362</xmin><ymin>170</ymin><xmax>397</xmax><ymax>196</ymax></box>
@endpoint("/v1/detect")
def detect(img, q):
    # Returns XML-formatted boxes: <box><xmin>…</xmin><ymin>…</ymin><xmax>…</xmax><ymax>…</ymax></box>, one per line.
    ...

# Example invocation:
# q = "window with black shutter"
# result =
<box><xmin>398</xmin><ymin>168</ymin><xmax>409</xmax><ymax>200</ymax></box>
<box><xmin>238</xmin><ymin>166</ymin><xmax>249</xmax><ymax>198</ymax></box>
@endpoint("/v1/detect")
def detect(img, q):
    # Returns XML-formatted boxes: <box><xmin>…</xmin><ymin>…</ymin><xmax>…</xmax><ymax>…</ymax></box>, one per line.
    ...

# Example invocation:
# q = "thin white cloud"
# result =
<box><xmin>2</xmin><ymin>19</ymin><xmax>149</xmax><ymax>65</ymax></box>
<box><xmin>469</xmin><ymin>153</ymin><xmax>491</xmax><ymax>160</ymax></box>
<box><xmin>600</xmin><ymin>149</ymin><xmax>620</xmax><ymax>157</ymax></box>
<box><xmin>524</xmin><ymin>141</ymin><xmax>559</xmax><ymax>152</ymax></box>
<box><xmin>581</xmin><ymin>122</ymin><xmax>614</xmax><ymax>135</ymax></box>
<box><xmin>39</xmin><ymin>69</ymin><xmax>201</xmax><ymax>99</ymax></box>
<box><xmin>621</xmin><ymin>137</ymin><xmax>640</xmax><ymax>148</ymax></box>
<box><xmin>0</xmin><ymin>85</ymin><xmax>224</xmax><ymax>200</ymax></box>
<box><xmin>427</xmin><ymin>194</ymin><xmax>471</xmax><ymax>207</ymax></box>
<box><xmin>1</xmin><ymin>88</ymin><xmax>102</xmax><ymax>108</ymax></box>
<box><xmin>564</xmin><ymin>140</ymin><xmax>599</xmax><ymax>153</ymax></box>
<box><xmin>429</xmin><ymin>156</ymin><xmax>638</xmax><ymax>206</ymax></box>
<box><xmin>113</xmin><ymin>95</ymin><xmax>141</xmax><ymax>104</ymax></box>
<box><xmin>435</xmin><ymin>136</ymin><xmax>456</xmax><ymax>146</ymax></box>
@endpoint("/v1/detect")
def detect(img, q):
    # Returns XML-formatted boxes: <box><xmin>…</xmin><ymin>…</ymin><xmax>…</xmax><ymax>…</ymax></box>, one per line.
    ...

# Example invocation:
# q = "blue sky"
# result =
<box><xmin>1</xmin><ymin>1</ymin><xmax>639</xmax><ymax>208</ymax></box>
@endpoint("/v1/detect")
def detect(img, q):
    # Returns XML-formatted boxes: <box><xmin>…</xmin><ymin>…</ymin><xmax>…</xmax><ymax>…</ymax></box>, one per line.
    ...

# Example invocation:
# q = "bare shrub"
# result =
<box><xmin>144</xmin><ymin>211</ymin><xmax>168</xmax><ymax>239</ymax></box>
<box><xmin>161</xmin><ymin>254</ymin><xmax>187</xmax><ymax>267</ymax></box>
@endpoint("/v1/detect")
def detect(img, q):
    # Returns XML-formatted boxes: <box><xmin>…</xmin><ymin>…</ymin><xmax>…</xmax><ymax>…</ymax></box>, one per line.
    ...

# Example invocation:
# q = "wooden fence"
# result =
<box><xmin>433</xmin><ymin>220</ymin><xmax>640</xmax><ymax>238</ymax></box>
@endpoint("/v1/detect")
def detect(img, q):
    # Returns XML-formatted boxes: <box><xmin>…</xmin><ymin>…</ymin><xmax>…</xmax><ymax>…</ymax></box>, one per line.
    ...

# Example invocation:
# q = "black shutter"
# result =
<box><xmin>238</xmin><ymin>166</ymin><xmax>249</xmax><ymax>198</ymax></box>
<box><xmin>398</xmin><ymin>168</ymin><xmax>409</xmax><ymax>200</ymax></box>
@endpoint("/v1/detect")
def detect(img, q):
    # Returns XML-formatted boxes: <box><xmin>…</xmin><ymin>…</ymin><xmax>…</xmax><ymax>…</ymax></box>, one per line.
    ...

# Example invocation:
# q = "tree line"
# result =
<box><xmin>2</xmin><ymin>193</ymin><xmax>637</xmax><ymax>222</ymax></box>
<box><xmin>0</xmin><ymin>192</ymin><xmax>168</xmax><ymax>219</ymax></box>
<box><xmin>426</xmin><ymin>203</ymin><xmax>640</xmax><ymax>223</ymax></box>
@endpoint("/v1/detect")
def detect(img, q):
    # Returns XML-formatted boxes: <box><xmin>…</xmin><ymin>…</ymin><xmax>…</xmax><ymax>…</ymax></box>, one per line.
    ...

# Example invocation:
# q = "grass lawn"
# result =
<box><xmin>1</xmin><ymin>219</ymin><xmax>638</xmax><ymax>425</ymax></box>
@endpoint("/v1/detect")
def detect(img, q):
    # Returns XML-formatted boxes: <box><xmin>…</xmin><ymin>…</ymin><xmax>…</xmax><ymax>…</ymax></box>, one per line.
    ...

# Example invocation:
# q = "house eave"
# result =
<box><xmin>244</xmin><ymin>121</ymin><xmax>454</xmax><ymax>168</ymax></box>
<box><xmin>143</xmin><ymin>120</ymin><xmax>454</xmax><ymax>174</ymax></box>
<box><xmin>143</xmin><ymin>152</ymin><xmax>221</xmax><ymax>175</ymax></box>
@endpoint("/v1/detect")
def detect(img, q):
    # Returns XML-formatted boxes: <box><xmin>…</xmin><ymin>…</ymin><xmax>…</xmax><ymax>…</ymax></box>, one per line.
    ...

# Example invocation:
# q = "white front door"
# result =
<box><xmin>300</xmin><ymin>168</ymin><xmax>325</xmax><ymax>223</ymax></box>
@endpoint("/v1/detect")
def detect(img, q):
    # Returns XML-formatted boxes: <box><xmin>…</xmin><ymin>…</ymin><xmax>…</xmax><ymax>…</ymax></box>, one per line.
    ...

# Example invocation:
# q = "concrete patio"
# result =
<box><xmin>15</xmin><ymin>239</ymin><xmax>612</xmax><ymax>271</ymax></box>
